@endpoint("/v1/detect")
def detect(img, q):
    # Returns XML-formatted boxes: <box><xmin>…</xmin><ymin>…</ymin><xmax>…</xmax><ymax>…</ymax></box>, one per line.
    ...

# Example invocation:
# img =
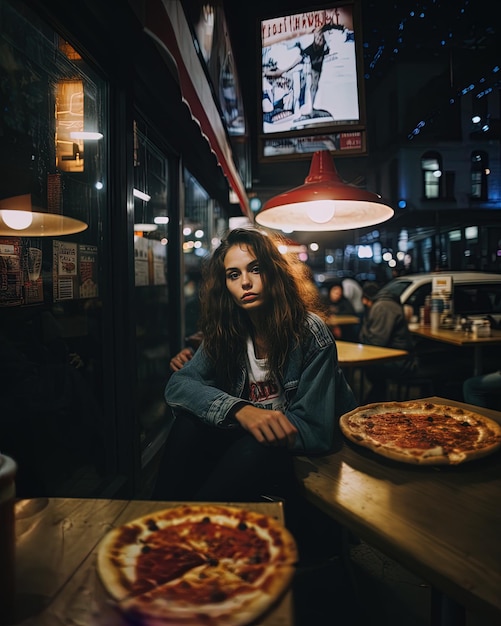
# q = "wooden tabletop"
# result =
<box><xmin>327</xmin><ymin>314</ymin><xmax>360</xmax><ymax>326</ymax></box>
<box><xmin>336</xmin><ymin>340</ymin><xmax>408</xmax><ymax>367</ymax></box>
<box><xmin>293</xmin><ymin>397</ymin><xmax>501</xmax><ymax>620</ymax></box>
<box><xmin>410</xmin><ymin>326</ymin><xmax>501</xmax><ymax>347</ymax></box>
<box><xmin>12</xmin><ymin>499</ymin><xmax>293</xmax><ymax>626</ymax></box>
<box><xmin>410</xmin><ymin>327</ymin><xmax>501</xmax><ymax>375</ymax></box>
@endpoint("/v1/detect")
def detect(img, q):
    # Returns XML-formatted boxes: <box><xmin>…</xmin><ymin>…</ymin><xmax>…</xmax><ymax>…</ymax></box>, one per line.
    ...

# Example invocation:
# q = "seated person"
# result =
<box><xmin>169</xmin><ymin>331</ymin><xmax>203</xmax><ymax>372</ymax></box>
<box><xmin>341</xmin><ymin>277</ymin><xmax>364</xmax><ymax>317</ymax></box>
<box><xmin>326</xmin><ymin>280</ymin><xmax>358</xmax><ymax>342</ymax></box>
<box><xmin>463</xmin><ymin>369</ymin><xmax>501</xmax><ymax>410</ymax></box>
<box><xmin>359</xmin><ymin>282</ymin><xmax>418</xmax><ymax>403</ymax></box>
<box><xmin>154</xmin><ymin>229</ymin><xmax>357</xmax><ymax>561</ymax></box>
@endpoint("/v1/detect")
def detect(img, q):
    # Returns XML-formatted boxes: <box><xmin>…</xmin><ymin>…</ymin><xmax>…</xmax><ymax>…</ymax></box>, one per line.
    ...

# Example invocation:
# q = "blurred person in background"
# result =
<box><xmin>359</xmin><ymin>282</ymin><xmax>418</xmax><ymax>403</ymax></box>
<box><xmin>325</xmin><ymin>280</ymin><xmax>358</xmax><ymax>342</ymax></box>
<box><xmin>463</xmin><ymin>369</ymin><xmax>501</xmax><ymax>410</ymax></box>
<box><xmin>341</xmin><ymin>276</ymin><xmax>364</xmax><ymax>317</ymax></box>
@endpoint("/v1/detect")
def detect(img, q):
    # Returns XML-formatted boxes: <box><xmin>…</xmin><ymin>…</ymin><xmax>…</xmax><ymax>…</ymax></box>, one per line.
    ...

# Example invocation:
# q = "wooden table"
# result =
<box><xmin>336</xmin><ymin>340</ymin><xmax>409</xmax><ymax>399</ymax></box>
<box><xmin>411</xmin><ymin>326</ymin><xmax>501</xmax><ymax>376</ymax></box>
<box><xmin>293</xmin><ymin>396</ymin><xmax>501</xmax><ymax>624</ymax></box>
<box><xmin>11</xmin><ymin>498</ymin><xmax>293</xmax><ymax>626</ymax></box>
<box><xmin>336</xmin><ymin>340</ymin><xmax>408</xmax><ymax>367</ymax></box>
<box><xmin>327</xmin><ymin>314</ymin><xmax>360</xmax><ymax>327</ymax></box>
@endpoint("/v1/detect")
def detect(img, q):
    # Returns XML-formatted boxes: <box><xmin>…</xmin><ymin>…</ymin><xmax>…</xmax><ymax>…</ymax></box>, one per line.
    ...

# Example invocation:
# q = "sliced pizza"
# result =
<box><xmin>97</xmin><ymin>503</ymin><xmax>298</xmax><ymax>626</ymax></box>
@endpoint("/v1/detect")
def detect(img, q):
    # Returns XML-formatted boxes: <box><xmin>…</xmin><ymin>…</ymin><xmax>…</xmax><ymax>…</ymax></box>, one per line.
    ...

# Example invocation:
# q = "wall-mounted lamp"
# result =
<box><xmin>255</xmin><ymin>150</ymin><xmax>394</xmax><ymax>232</ymax></box>
<box><xmin>0</xmin><ymin>194</ymin><xmax>87</xmax><ymax>236</ymax></box>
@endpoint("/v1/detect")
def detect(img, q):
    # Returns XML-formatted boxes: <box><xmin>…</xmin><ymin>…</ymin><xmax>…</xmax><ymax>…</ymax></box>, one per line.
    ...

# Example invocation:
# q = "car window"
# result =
<box><xmin>378</xmin><ymin>280</ymin><xmax>413</xmax><ymax>299</ymax></box>
<box><xmin>394</xmin><ymin>277</ymin><xmax>501</xmax><ymax>317</ymax></box>
<box><xmin>405</xmin><ymin>284</ymin><xmax>431</xmax><ymax>314</ymax></box>
<box><xmin>454</xmin><ymin>284</ymin><xmax>501</xmax><ymax>315</ymax></box>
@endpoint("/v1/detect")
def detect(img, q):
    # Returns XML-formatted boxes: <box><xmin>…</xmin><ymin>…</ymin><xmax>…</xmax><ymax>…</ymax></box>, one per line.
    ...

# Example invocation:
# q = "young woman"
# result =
<box><xmin>152</xmin><ymin>228</ymin><xmax>356</xmax><ymax>504</ymax></box>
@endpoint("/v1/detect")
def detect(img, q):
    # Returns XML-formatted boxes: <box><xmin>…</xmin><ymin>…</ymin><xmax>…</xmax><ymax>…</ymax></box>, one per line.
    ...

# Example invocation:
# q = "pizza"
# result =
<box><xmin>339</xmin><ymin>400</ymin><xmax>501</xmax><ymax>465</ymax></box>
<box><xmin>96</xmin><ymin>503</ymin><xmax>297</xmax><ymax>626</ymax></box>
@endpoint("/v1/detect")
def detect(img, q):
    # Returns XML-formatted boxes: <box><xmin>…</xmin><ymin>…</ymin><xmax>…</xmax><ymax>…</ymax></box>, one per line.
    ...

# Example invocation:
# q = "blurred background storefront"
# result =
<box><xmin>0</xmin><ymin>0</ymin><xmax>250</xmax><ymax>498</ymax></box>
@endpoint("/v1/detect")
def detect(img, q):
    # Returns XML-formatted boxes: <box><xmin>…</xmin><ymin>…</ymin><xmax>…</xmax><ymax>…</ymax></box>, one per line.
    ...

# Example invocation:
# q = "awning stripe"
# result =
<box><xmin>144</xmin><ymin>0</ymin><xmax>250</xmax><ymax>215</ymax></box>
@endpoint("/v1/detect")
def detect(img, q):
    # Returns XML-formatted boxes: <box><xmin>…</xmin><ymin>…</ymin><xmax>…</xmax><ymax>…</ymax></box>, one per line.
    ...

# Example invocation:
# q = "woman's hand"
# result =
<box><xmin>169</xmin><ymin>348</ymin><xmax>194</xmax><ymax>372</ymax></box>
<box><xmin>233</xmin><ymin>404</ymin><xmax>297</xmax><ymax>448</ymax></box>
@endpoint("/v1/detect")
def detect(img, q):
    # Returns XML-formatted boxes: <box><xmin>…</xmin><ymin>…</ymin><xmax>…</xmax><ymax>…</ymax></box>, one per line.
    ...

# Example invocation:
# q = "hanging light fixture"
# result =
<box><xmin>0</xmin><ymin>194</ymin><xmax>88</xmax><ymax>236</ymax></box>
<box><xmin>255</xmin><ymin>150</ymin><xmax>394</xmax><ymax>232</ymax></box>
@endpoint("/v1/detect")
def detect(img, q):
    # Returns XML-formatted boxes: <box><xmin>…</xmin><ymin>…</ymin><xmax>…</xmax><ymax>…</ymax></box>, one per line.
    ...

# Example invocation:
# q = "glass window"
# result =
<box><xmin>182</xmin><ymin>171</ymin><xmax>218</xmax><ymax>341</ymax></box>
<box><xmin>133</xmin><ymin>124</ymin><xmax>172</xmax><ymax>461</ymax></box>
<box><xmin>0</xmin><ymin>0</ymin><xmax>110</xmax><ymax>496</ymax></box>
<box><xmin>421</xmin><ymin>151</ymin><xmax>442</xmax><ymax>199</ymax></box>
<box><xmin>471</xmin><ymin>150</ymin><xmax>488</xmax><ymax>200</ymax></box>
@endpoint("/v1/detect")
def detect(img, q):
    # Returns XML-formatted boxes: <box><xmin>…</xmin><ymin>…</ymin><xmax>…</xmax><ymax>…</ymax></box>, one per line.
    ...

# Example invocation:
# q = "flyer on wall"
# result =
<box><xmin>0</xmin><ymin>237</ymin><xmax>22</xmax><ymax>307</ymax></box>
<box><xmin>53</xmin><ymin>240</ymin><xmax>78</xmax><ymax>301</ymax></box>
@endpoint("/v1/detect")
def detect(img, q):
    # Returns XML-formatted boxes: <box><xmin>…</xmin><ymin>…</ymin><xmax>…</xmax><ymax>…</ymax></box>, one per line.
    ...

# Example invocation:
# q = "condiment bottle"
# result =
<box><xmin>430</xmin><ymin>293</ymin><xmax>441</xmax><ymax>331</ymax></box>
<box><xmin>422</xmin><ymin>295</ymin><xmax>431</xmax><ymax>325</ymax></box>
<box><xmin>430</xmin><ymin>309</ymin><xmax>440</xmax><ymax>331</ymax></box>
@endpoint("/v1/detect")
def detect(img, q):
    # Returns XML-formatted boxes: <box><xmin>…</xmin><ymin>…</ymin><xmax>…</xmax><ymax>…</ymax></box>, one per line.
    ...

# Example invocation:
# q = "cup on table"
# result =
<box><xmin>0</xmin><ymin>454</ymin><xmax>17</xmax><ymax>624</ymax></box>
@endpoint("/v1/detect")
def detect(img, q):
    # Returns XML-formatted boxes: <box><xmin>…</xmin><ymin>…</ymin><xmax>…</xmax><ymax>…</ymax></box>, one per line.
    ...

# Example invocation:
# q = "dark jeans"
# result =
<box><xmin>151</xmin><ymin>410</ymin><xmax>343</xmax><ymax>561</ymax></box>
<box><xmin>152</xmin><ymin>410</ymin><xmax>297</xmax><ymax>502</ymax></box>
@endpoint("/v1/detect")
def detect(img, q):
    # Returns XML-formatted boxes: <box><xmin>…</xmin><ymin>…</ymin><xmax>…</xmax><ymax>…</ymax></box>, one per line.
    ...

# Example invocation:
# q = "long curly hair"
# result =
<box><xmin>198</xmin><ymin>228</ymin><xmax>326</xmax><ymax>390</ymax></box>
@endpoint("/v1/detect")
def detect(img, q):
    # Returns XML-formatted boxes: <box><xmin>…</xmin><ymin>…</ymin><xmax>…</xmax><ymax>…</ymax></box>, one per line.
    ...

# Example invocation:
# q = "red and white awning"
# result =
<box><xmin>143</xmin><ymin>0</ymin><xmax>250</xmax><ymax>216</ymax></box>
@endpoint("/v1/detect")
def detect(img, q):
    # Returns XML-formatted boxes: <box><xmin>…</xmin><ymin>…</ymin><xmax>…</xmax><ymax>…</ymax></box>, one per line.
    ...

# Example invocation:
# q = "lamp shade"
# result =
<box><xmin>255</xmin><ymin>150</ymin><xmax>394</xmax><ymax>232</ymax></box>
<box><xmin>0</xmin><ymin>194</ymin><xmax>88</xmax><ymax>236</ymax></box>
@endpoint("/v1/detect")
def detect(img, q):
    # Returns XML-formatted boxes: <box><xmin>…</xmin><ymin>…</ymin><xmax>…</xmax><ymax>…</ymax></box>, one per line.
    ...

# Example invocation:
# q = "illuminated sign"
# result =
<box><xmin>259</xmin><ymin>2</ymin><xmax>366</xmax><ymax>160</ymax></box>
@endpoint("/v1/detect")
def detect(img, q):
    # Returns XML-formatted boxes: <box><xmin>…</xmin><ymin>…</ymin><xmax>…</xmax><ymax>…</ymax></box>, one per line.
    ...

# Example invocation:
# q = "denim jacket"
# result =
<box><xmin>164</xmin><ymin>313</ymin><xmax>357</xmax><ymax>454</ymax></box>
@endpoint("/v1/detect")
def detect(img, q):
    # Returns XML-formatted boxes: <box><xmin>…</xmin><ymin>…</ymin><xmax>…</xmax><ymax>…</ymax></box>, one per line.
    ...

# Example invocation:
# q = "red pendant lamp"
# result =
<box><xmin>255</xmin><ymin>150</ymin><xmax>394</xmax><ymax>232</ymax></box>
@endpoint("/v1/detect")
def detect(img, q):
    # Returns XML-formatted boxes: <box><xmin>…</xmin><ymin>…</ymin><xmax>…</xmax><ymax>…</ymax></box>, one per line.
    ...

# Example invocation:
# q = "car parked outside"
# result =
<box><xmin>377</xmin><ymin>271</ymin><xmax>501</xmax><ymax>324</ymax></box>
<box><xmin>377</xmin><ymin>271</ymin><xmax>501</xmax><ymax>398</ymax></box>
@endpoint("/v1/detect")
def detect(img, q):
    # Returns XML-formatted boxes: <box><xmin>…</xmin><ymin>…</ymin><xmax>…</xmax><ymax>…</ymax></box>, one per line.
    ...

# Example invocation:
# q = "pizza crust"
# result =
<box><xmin>97</xmin><ymin>504</ymin><xmax>297</xmax><ymax>626</ymax></box>
<box><xmin>118</xmin><ymin>565</ymin><xmax>279</xmax><ymax>626</ymax></box>
<box><xmin>339</xmin><ymin>401</ymin><xmax>501</xmax><ymax>465</ymax></box>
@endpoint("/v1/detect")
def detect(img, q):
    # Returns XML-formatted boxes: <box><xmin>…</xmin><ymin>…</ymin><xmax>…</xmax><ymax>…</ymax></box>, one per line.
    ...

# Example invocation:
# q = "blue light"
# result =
<box><xmin>249</xmin><ymin>197</ymin><xmax>262</xmax><ymax>212</ymax></box>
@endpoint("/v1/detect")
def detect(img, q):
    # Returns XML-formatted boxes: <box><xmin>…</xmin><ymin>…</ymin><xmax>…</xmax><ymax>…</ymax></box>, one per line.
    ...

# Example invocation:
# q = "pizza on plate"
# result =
<box><xmin>339</xmin><ymin>400</ymin><xmax>501</xmax><ymax>465</ymax></box>
<box><xmin>97</xmin><ymin>503</ymin><xmax>298</xmax><ymax>626</ymax></box>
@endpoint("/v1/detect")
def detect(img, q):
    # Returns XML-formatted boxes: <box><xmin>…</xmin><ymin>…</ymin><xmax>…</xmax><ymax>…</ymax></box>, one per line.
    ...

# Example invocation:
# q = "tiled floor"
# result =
<box><xmin>293</xmin><ymin>538</ymin><xmax>499</xmax><ymax>626</ymax></box>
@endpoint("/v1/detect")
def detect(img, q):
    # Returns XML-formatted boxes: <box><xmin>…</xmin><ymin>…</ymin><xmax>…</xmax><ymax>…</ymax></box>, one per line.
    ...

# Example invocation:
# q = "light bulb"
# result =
<box><xmin>1</xmin><ymin>210</ymin><xmax>33</xmax><ymax>230</ymax></box>
<box><xmin>306</xmin><ymin>201</ymin><xmax>336</xmax><ymax>224</ymax></box>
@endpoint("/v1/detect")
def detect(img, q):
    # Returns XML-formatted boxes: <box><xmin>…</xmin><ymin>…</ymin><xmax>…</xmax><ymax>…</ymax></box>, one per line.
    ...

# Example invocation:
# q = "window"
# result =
<box><xmin>0</xmin><ymin>0</ymin><xmax>110</xmax><ymax>496</ymax></box>
<box><xmin>133</xmin><ymin>124</ymin><xmax>172</xmax><ymax>456</ymax></box>
<box><xmin>183</xmin><ymin>171</ymin><xmax>217</xmax><ymax>339</ymax></box>
<box><xmin>471</xmin><ymin>150</ymin><xmax>489</xmax><ymax>200</ymax></box>
<box><xmin>421</xmin><ymin>151</ymin><xmax>443</xmax><ymax>199</ymax></box>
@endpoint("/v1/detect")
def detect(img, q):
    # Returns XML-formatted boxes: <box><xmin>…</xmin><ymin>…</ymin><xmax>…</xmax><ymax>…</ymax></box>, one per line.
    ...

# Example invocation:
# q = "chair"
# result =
<box><xmin>386</xmin><ymin>376</ymin><xmax>435</xmax><ymax>401</ymax></box>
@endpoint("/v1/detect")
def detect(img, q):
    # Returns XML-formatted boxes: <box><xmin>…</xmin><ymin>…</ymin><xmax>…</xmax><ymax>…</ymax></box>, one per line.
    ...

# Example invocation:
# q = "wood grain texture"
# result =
<box><xmin>294</xmin><ymin>397</ymin><xmax>501</xmax><ymax>620</ymax></box>
<box><xmin>13</xmin><ymin>499</ymin><xmax>293</xmax><ymax>626</ymax></box>
<box><xmin>410</xmin><ymin>327</ymin><xmax>501</xmax><ymax>347</ymax></box>
<box><xmin>336</xmin><ymin>340</ymin><xmax>408</xmax><ymax>367</ymax></box>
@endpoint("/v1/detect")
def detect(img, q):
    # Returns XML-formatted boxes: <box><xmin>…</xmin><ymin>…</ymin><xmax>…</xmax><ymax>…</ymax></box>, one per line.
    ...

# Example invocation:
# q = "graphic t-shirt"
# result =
<box><xmin>246</xmin><ymin>338</ymin><xmax>286</xmax><ymax>412</ymax></box>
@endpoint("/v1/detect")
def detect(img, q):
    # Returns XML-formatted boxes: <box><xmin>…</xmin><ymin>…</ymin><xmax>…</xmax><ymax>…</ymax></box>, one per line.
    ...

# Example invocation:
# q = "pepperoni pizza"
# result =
<box><xmin>339</xmin><ymin>400</ymin><xmax>501</xmax><ymax>465</ymax></box>
<box><xmin>97</xmin><ymin>503</ymin><xmax>297</xmax><ymax>626</ymax></box>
